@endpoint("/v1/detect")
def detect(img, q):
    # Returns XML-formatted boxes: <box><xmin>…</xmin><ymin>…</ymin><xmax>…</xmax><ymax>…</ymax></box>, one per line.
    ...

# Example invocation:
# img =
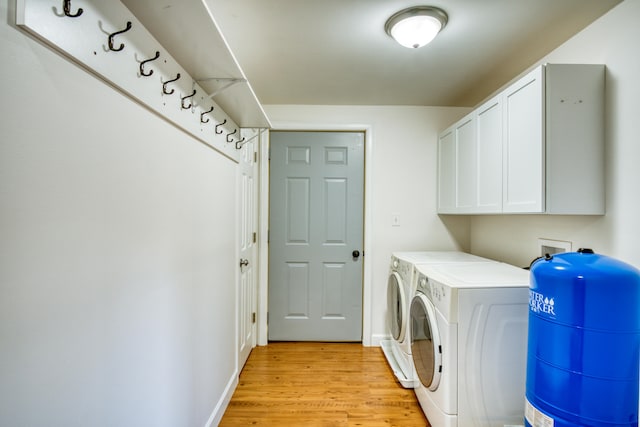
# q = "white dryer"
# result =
<box><xmin>381</xmin><ymin>251</ymin><xmax>492</xmax><ymax>388</ymax></box>
<box><xmin>410</xmin><ymin>262</ymin><xmax>529</xmax><ymax>427</ymax></box>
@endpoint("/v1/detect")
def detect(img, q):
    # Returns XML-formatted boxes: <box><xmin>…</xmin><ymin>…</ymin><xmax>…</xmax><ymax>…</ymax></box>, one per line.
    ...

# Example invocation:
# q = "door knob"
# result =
<box><xmin>239</xmin><ymin>258</ymin><xmax>249</xmax><ymax>268</ymax></box>
<box><xmin>352</xmin><ymin>250</ymin><xmax>360</xmax><ymax>259</ymax></box>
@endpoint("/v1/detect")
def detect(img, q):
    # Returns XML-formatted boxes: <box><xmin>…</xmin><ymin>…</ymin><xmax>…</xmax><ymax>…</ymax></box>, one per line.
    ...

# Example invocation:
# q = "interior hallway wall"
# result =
<box><xmin>264</xmin><ymin>105</ymin><xmax>471</xmax><ymax>343</ymax></box>
<box><xmin>0</xmin><ymin>0</ymin><xmax>237</xmax><ymax>425</ymax></box>
<box><xmin>468</xmin><ymin>0</ymin><xmax>640</xmax><ymax>269</ymax></box>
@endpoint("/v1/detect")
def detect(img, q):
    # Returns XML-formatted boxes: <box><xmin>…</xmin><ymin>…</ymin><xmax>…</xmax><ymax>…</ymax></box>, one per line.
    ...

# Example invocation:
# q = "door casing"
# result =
<box><xmin>257</xmin><ymin>123</ymin><xmax>374</xmax><ymax>346</ymax></box>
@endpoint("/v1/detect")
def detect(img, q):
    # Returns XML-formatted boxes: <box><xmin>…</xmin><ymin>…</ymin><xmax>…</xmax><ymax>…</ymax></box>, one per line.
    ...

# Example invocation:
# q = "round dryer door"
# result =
<box><xmin>410</xmin><ymin>293</ymin><xmax>442</xmax><ymax>391</ymax></box>
<box><xmin>387</xmin><ymin>272</ymin><xmax>406</xmax><ymax>341</ymax></box>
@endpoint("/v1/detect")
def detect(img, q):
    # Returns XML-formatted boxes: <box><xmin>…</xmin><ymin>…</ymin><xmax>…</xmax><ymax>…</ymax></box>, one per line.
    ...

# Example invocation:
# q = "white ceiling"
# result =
<box><xmin>205</xmin><ymin>0</ymin><xmax>621</xmax><ymax>107</ymax></box>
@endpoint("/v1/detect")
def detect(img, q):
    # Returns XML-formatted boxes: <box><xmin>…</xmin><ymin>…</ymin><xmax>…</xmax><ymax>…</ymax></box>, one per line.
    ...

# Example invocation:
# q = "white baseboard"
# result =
<box><xmin>205</xmin><ymin>370</ymin><xmax>239</xmax><ymax>427</ymax></box>
<box><xmin>369</xmin><ymin>333</ymin><xmax>391</xmax><ymax>347</ymax></box>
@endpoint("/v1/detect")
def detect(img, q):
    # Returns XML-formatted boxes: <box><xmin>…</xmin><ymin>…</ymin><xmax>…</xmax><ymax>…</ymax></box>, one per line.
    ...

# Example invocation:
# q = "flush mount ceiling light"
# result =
<box><xmin>385</xmin><ymin>6</ymin><xmax>448</xmax><ymax>49</ymax></box>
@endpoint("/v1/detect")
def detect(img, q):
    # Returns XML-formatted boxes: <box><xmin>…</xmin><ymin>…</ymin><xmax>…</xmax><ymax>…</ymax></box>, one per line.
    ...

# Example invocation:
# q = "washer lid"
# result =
<box><xmin>417</xmin><ymin>262</ymin><xmax>529</xmax><ymax>289</ymax></box>
<box><xmin>392</xmin><ymin>251</ymin><xmax>490</xmax><ymax>264</ymax></box>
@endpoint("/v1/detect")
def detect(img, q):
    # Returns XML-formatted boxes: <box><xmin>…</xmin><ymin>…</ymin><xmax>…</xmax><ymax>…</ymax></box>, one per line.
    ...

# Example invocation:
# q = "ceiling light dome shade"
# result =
<box><xmin>385</xmin><ymin>6</ymin><xmax>448</xmax><ymax>49</ymax></box>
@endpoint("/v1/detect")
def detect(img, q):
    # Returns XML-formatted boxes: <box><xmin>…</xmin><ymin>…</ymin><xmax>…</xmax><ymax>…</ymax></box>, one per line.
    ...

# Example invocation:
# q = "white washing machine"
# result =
<box><xmin>381</xmin><ymin>251</ymin><xmax>492</xmax><ymax>388</ymax></box>
<box><xmin>410</xmin><ymin>262</ymin><xmax>529</xmax><ymax>427</ymax></box>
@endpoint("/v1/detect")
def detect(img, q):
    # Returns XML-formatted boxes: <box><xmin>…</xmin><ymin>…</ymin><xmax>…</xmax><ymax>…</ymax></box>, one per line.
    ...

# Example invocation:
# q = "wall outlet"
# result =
<box><xmin>538</xmin><ymin>238</ymin><xmax>572</xmax><ymax>256</ymax></box>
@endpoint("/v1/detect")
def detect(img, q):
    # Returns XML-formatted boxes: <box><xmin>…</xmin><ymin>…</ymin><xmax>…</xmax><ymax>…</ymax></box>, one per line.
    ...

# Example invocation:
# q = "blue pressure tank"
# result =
<box><xmin>525</xmin><ymin>249</ymin><xmax>640</xmax><ymax>427</ymax></box>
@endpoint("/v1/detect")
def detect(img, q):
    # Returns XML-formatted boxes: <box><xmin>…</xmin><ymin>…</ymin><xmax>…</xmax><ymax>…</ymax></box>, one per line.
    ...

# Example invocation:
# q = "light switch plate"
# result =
<box><xmin>391</xmin><ymin>213</ymin><xmax>400</xmax><ymax>227</ymax></box>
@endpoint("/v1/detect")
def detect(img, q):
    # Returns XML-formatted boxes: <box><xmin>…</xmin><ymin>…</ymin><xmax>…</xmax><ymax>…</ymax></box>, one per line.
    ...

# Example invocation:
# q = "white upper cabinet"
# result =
<box><xmin>503</xmin><ymin>66</ymin><xmax>545</xmax><ymax>213</ymax></box>
<box><xmin>437</xmin><ymin>127</ymin><xmax>456</xmax><ymax>213</ymax></box>
<box><xmin>455</xmin><ymin>114</ymin><xmax>477</xmax><ymax>213</ymax></box>
<box><xmin>437</xmin><ymin>63</ymin><xmax>605</xmax><ymax>215</ymax></box>
<box><xmin>476</xmin><ymin>95</ymin><xmax>503</xmax><ymax>213</ymax></box>
<box><xmin>544</xmin><ymin>64</ymin><xmax>605</xmax><ymax>214</ymax></box>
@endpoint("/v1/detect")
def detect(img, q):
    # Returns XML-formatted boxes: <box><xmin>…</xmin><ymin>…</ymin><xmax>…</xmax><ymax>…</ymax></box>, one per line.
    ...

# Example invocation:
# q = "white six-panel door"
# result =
<box><xmin>238</xmin><ymin>130</ymin><xmax>259</xmax><ymax>368</ymax></box>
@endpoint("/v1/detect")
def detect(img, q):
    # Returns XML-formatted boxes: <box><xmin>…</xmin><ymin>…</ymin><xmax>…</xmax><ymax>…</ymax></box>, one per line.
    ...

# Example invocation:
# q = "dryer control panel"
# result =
<box><xmin>425</xmin><ymin>275</ymin><xmax>455</xmax><ymax>323</ymax></box>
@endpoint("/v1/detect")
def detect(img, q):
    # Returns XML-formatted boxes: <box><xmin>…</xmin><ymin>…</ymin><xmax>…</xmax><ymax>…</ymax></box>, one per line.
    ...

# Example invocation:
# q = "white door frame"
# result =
<box><xmin>257</xmin><ymin>123</ymin><xmax>374</xmax><ymax>346</ymax></box>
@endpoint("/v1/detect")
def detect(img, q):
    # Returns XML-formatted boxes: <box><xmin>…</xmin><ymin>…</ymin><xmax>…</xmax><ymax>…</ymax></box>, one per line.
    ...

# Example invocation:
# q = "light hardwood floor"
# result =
<box><xmin>219</xmin><ymin>342</ymin><xmax>429</xmax><ymax>426</ymax></box>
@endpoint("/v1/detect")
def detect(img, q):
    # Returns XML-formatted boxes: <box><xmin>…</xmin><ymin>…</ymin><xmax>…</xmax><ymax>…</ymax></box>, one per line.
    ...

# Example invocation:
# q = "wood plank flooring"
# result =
<box><xmin>219</xmin><ymin>342</ymin><xmax>429</xmax><ymax>426</ymax></box>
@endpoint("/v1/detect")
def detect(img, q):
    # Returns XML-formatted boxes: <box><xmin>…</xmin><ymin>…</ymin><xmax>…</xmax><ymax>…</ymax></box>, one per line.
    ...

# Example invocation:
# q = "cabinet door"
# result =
<box><xmin>544</xmin><ymin>64</ymin><xmax>605</xmax><ymax>214</ymax></box>
<box><xmin>476</xmin><ymin>96</ymin><xmax>503</xmax><ymax>213</ymax></box>
<box><xmin>503</xmin><ymin>66</ymin><xmax>544</xmax><ymax>213</ymax></box>
<box><xmin>455</xmin><ymin>115</ymin><xmax>477</xmax><ymax>212</ymax></box>
<box><xmin>437</xmin><ymin>127</ymin><xmax>456</xmax><ymax>213</ymax></box>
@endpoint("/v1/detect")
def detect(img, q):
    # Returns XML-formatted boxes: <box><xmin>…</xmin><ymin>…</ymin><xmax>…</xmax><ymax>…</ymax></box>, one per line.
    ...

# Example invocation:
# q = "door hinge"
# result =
<box><xmin>252</xmin><ymin>312</ymin><xmax>256</xmax><ymax>324</ymax></box>
<box><xmin>254</xmin><ymin>151</ymin><xmax>257</xmax><ymax>163</ymax></box>
<box><xmin>253</xmin><ymin>232</ymin><xmax>257</xmax><ymax>243</ymax></box>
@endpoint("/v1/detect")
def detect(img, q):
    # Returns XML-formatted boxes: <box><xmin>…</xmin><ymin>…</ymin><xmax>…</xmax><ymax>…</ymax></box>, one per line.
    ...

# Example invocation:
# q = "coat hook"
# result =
<box><xmin>181</xmin><ymin>89</ymin><xmax>197</xmax><ymax>110</ymax></box>
<box><xmin>162</xmin><ymin>73</ymin><xmax>180</xmax><ymax>95</ymax></box>
<box><xmin>63</xmin><ymin>0</ymin><xmax>83</xmax><ymax>17</ymax></box>
<box><xmin>108</xmin><ymin>21</ymin><xmax>132</xmax><ymax>52</ymax></box>
<box><xmin>139</xmin><ymin>51</ymin><xmax>160</xmax><ymax>77</ymax></box>
<box><xmin>235</xmin><ymin>137</ymin><xmax>246</xmax><ymax>150</ymax></box>
<box><xmin>226</xmin><ymin>129</ymin><xmax>238</xmax><ymax>143</ymax></box>
<box><xmin>215</xmin><ymin>119</ymin><xmax>227</xmax><ymax>134</ymax></box>
<box><xmin>200</xmin><ymin>106</ymin><xmax>214</xmax><ymax>123</ymax></box>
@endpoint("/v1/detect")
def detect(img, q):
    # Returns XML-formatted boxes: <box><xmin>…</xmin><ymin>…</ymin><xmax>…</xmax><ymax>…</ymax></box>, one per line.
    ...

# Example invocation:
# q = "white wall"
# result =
<box><xmin>0</xmin><ymin>1</ymin><xmax>237</xmax><ymax>425</ymax></box>
<box><xmin>264</xmin><ymin>105</ymin><xmax>471</xmax><ymax>343</ymax></box>
<box><xmin>469</xmin><ymin>0</ymin><xmax>640</xmax><ymax>269</ymax></box>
